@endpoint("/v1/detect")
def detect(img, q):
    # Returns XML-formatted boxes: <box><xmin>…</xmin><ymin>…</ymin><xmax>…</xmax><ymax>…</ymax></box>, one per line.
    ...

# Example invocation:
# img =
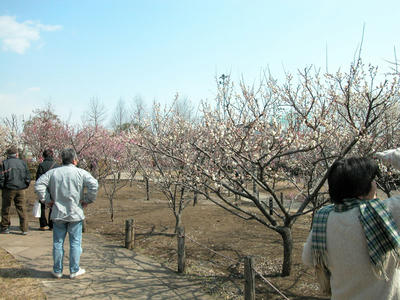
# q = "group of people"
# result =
<box><xmin>2</xmin><ymin>144</ymin><xmax>400</xmax><ymax>295</ymax></box>
<box><xmin>0</xmin><ymin>146</ymin><xmax>98</xmax><ymax>279</ymax></box>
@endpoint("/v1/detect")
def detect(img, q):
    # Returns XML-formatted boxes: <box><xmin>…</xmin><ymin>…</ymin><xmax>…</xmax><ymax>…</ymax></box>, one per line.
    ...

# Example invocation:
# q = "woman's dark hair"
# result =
<box><xmin>328</xmin><ymin>157</ymin><xmax>379</xmax><ymax>204</ymax></box>
<box><xmin>61</xmin><ymin>148</ymin><xmax>78</xmax><ymax>165</ymax></box>
<box><xmin>6</xmin><ymin>146</ymin><xmax>18</xmax><ymax>155</ymax></box>
<box><xmin>43</xmin><ymin>149</ymin><xmax>54</xmax><ymax>158</ymax></box>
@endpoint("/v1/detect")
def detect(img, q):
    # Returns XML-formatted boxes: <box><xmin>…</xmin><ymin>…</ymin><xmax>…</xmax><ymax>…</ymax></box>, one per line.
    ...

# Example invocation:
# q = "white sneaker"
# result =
<box><xmin>51</xmin><ymin>270</ymin><xmax>62</xmax><ymax>279</ymax></box>
<box><xmin>70</xmin><ymin>268</ymin><xmax>86</xmax><ymax>279</ymax></box>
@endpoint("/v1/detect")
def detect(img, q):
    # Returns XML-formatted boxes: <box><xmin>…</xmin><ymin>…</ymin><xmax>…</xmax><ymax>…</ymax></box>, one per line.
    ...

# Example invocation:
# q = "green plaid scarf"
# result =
<box><xmin>312</xmin><ymin>198</ymin><xmax>400</xmax><ymax>280</ymax></box>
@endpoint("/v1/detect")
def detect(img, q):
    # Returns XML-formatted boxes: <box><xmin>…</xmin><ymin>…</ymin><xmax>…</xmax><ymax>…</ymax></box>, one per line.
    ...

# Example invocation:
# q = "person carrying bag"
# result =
<box><xmin>35</xmin><ymin>149</ymin><xmax>59</xmax><ymax>230</ymax></box>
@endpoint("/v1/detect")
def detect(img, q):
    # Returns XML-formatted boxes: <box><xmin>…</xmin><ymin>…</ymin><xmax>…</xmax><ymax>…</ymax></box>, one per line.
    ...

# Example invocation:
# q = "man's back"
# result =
<box><xmin>33</xmin><ymin>148</ymin><xmax>98</xmax><ymax>279</ymax></box>
<box><xmin>0</xmin><ymin>157</ymin><xmax>30</xmax><ymax>190</ymax></box>
<box><xmin>1</xmin><ymin>147</ymin><xmax>31</xmax><ymax>234</ymax></box>
<box><xmin>35</xmin><ymin>164</ymin><xmax>98</xmax><ymax>222</ymax></box>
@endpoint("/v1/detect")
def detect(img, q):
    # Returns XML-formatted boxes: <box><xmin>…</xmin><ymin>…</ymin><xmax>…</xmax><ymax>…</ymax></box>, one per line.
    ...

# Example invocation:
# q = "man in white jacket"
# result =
<box><xmin>35</xmin><ymin>148</ymin><xmax>98</xmax><ymax>279</ymax></box>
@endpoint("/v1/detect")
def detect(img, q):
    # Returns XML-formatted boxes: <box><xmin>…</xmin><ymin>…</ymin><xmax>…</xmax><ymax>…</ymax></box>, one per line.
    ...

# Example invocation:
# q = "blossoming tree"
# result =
<box><xmin>71</xmin><ymin>125</ymin><xmax>134</xmax><ymax>221</ymax></box>
<box><xmin>21</xmin><ymin>108</ymin><xmax>70</xmax><ymax>161</ymax></box>
<box><xmin>183</xmin><ymin>60</ymin><xmax>400</xmax><ymax>276</ymax></box>
<box><xmin>128</xmin><ymin>100</ymin><xmax>197</xmax><ymax>232</ymax></box>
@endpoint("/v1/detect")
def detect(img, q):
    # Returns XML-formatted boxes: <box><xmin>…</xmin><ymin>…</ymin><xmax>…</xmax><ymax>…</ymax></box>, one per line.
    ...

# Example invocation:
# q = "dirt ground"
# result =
<box><xmin>21</xmin><ymin>180</ymin><xmax>327</xmax><ymax>300</ymax></box>
<box><xmin>0</xmin><ymin>247</ymin><xmax>46</xmax><ymax>300</ymax></box>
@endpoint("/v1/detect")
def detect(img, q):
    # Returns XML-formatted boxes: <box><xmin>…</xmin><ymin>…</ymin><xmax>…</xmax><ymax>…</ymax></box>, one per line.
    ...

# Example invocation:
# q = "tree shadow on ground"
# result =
<box><xmin>135</xmin><ymin>225</ymin><xmax>177</xmax><ymax>239</ymax></box>
<box><xmin>0</xmin><ymin>267</ymin><xmax>53</xmax><ymax>279</ymax></box>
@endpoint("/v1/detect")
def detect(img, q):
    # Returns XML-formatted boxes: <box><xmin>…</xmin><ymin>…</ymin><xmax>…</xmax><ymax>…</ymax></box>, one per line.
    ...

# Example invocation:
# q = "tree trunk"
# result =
<box><xmin>252</xmin><ymin>179</ymin><xmax>259</xmax><ymax>200</ymax></box>
<box><xmin>278</xmin><ymin>226</ymin><xmax>293</xmax><ymax>276</ymax></box>
<box><xmin>235</xmin><ymin>194</ymin><xmax>240</xmax><ymax>204</ymax></box>
<box><xmin>110</xmin><ymin>197</ymin><xmax>114</xmax><ymax>222</ymax></box>
<box><xmin>193</xmin><ymin>191</ymin><xmax>198</xmax><ymax>206</ymax></box>
<box><xmin>177</xmin><ymin>226</ymin><xmax>186</xmax><ymax>273</ymax></box>
<box><xmin>145</xmin><ymin>176</ymin><xmax>150</xmax><ymax>201</ymax></box>
<box><xmin>174</xmin><ymin>214</ymin><xmax>182</xmax><ymax>233</ymax></box>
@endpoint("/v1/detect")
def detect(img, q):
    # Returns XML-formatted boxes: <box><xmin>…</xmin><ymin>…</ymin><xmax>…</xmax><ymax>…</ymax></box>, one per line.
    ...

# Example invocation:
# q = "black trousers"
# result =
<box><xmin>39</xmin><ymin>202</ymin><xmax>53</xmax><ymax>229</ymax></box>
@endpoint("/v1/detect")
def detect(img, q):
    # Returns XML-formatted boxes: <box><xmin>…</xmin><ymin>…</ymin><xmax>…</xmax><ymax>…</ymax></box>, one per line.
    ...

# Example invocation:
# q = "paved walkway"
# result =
<box><xmin>1</xmin><ymin>217</ymin><xmax>213</xmax><ymax>300</ymax></box>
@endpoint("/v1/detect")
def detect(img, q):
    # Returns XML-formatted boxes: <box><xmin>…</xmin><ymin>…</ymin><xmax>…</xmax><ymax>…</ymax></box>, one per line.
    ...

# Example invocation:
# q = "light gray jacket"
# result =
<box><xmin>35</xmin><ymin>164</ymin><xmax>98</xmax><ymax>222</ymax></box>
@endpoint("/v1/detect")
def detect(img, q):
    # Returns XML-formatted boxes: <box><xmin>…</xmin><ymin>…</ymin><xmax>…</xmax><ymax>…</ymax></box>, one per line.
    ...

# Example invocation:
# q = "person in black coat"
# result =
<box><xmin>0</xmin><ymin>146</ymin><xmax>31</xmax><ymax>234</ymax></box>
<box><xmin>36</xmin><ymin>149</ymin><xmax>60</xmax><ymax>230</ymax></box>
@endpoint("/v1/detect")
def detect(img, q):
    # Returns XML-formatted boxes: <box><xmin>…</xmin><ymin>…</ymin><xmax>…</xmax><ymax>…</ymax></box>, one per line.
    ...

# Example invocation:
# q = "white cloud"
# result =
<box><xmin>36</xmin><ymin>23</ymin><xmax>62</xmax><ymax>32</ymax></box>
<box><xmin>27</xmin><ymin>87</ymin><xmax>41</xmax><ymax>92</ymax></box>
<box><xmin>0</xmin><ymin>93</ymin><xmax>35</xmax><ymax>118</ymax></box>
<box><xmin>0</xmin><ymin>92</ymin><xmax>76</xmax><ymax>124</ymax></box>
<box><xmin>0</xmin><ymin>15</ymin><xmax>62</xmax><ymax>54</ymax></box>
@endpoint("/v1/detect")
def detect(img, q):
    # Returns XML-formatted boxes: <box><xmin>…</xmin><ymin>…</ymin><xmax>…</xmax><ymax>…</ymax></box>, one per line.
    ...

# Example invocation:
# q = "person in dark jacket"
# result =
<box><xmin>0</xmin><ymin>146</ymin><xmax>31</xmax><ymax>234</ymax></box>
<box><xmin>36</xmin><ymin>149</ymin><xmax>59</xmax><ymax>230</ymax></box>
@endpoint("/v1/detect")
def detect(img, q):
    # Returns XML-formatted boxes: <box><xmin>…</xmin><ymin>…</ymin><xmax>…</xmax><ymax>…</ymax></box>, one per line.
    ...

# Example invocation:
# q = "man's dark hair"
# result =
<box><xmin>61</xmin><ymin>148</ymin><xmax>78</xmax><ymax>165</ymax></box>
<box><xmin>43</xmin><ymin>149</ymin><xmax>54</xmax><ymax>159</ymax></box>
<box><xmin>6</xmin><ymin>146</ymin><xmax>18</xmax><ymax>156</ymax></box>
<box><xmin>328</xmin><ymin>157</ymin><xmax>379</xmax><ymax>204</ymax></box>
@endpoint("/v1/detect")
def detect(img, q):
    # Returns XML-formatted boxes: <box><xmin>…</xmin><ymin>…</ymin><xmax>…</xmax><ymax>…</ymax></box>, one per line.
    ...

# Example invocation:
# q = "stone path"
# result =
<box><xmin>0</xmin><ymin>217</ymin><xmax>214</xmax><ymax>300</ymax></box>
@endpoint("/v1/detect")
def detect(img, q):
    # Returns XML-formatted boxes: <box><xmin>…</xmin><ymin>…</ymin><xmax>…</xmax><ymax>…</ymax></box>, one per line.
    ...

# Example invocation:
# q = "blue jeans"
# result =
<box><xmin>52</xmin><ymin>220</ymin><xmax>82</xmax><ymax>274</ymax></box>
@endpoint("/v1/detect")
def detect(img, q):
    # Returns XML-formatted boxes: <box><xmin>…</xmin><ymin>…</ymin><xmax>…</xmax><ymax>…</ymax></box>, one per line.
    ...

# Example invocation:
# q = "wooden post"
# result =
<box><xmin>177</xmin><ymin>226</ymin><xmax>186</xmax><ymax>273</ymax></box>
<box><xmin>269</xmin><ymin>197</ymin><xmax>273</xmax><ymax>215</ymax></box>
<box><xmin>125</xmin><ymin>219</ymin><xmax>134</xmax><ymax>249</ymax></box>
<box><xmin>244</xmin><ymin>256</ymin><xmax>255</xmax><ymax>300</ymax></box>
<box><xmin>280</xmin><ymin>192</ymin><xmax>283</xmax><ymax>205</ymax></box>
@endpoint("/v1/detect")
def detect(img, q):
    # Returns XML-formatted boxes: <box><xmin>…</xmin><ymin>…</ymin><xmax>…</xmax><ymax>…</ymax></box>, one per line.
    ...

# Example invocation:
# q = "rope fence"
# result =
<box><xmin>185</xmin><ymin>234</ymin><xmax>238</xmax><ymax>264</ymax></box>
<box><xmin>124</xmin><ymin>218</ymin><xmax>290</xmax><ymax>299</ymax></box>
<box><xmin>186</xmin><ymin>233</ymin><xmax>290</xmax><ymax>300</ymax></box>
<box><xmin>253</xmin><ymin>267</ymin><xmax>290</xmax><ymax>300</ymax></box>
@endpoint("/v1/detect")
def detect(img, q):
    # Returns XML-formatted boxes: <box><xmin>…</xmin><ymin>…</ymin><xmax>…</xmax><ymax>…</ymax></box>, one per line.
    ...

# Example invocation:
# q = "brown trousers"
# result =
<box><xmin>1</xmin><ymin>189</ymin><xmax>28</xmax><ymax>232</ymax></box>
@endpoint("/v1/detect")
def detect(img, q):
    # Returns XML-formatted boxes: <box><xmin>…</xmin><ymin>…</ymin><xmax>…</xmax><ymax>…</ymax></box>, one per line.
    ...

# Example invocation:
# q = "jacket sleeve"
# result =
<box><xmin>24</xmin><ymin>161</ymin><xmax>31</xmax><ymax>187</ymax></box>
<box><xmin>375</xmin><ymin>148</ymin><xmax>400</xmax><ymax>170</ymax></box>
<box><xmin>34</xmin><ymin>171</ymin><xmax>50</xmax><ymax>203</ymax></box>
<box><xmin>302</xmin><ymin>232</ymin><xmax>314</xmax><ymax>267</ymax></box>
<box><xmin>82</xmin><ymin>171</ymin><xmax>98</xmax><ymax>204</ymax></box>
<box><xmin>0</xmin><ymin>162</ymin><xmax>4</xmax><ymax>189</ymax></box>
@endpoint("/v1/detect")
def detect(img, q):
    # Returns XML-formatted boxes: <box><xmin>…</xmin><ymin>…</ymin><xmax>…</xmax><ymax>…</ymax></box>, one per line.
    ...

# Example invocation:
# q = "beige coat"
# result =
<box><xmin>302</xmin><ymin>196</ymin><xmax>400</xmax><ymax>300</ymax></box>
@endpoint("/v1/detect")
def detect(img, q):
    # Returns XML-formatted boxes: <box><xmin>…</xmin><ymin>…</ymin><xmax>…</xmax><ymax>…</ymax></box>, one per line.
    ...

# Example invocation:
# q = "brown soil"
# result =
<box><xmin>0</xmin><ymin>247</ymin><xmax>46</xmax><ymax>300</ymax></box>
<box><xmin>22</xmin><ymin>181</ymin><xmax>327</xmax><ymax>300</ymax></box>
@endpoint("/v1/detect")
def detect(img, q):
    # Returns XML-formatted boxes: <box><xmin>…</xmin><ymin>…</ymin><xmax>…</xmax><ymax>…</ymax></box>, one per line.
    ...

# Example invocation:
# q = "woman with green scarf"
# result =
<box><xmin>302</xmin><ymin>157</ymin><xmax>400</xmax><ymax>299</ymax></box>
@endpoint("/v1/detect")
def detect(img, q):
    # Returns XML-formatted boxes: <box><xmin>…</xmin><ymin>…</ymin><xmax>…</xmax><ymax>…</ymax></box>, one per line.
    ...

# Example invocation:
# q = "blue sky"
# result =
<box><xmin>0</xmin><ymin>0</ymin><xmax>399</xmax><ymax>125</ymax></box>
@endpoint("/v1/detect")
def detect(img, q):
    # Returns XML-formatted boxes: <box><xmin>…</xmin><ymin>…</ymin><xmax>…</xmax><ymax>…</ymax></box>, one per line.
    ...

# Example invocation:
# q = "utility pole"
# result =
<box><xmin>218</xmin><ymin>74</ymin><xmax>229</xmax><ymax>120</ymax></box>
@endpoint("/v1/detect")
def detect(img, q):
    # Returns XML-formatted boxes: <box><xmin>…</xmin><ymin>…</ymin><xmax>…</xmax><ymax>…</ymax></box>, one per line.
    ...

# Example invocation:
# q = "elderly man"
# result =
<box><xmin>0</xmin><ymin>146</ymin><xmax>31</xmax><ymax>235</ymax></box>
<box><xmin>35</xmin><ymin>148</ymin><xmax>98</xmax><ymax>279</ymax></box>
